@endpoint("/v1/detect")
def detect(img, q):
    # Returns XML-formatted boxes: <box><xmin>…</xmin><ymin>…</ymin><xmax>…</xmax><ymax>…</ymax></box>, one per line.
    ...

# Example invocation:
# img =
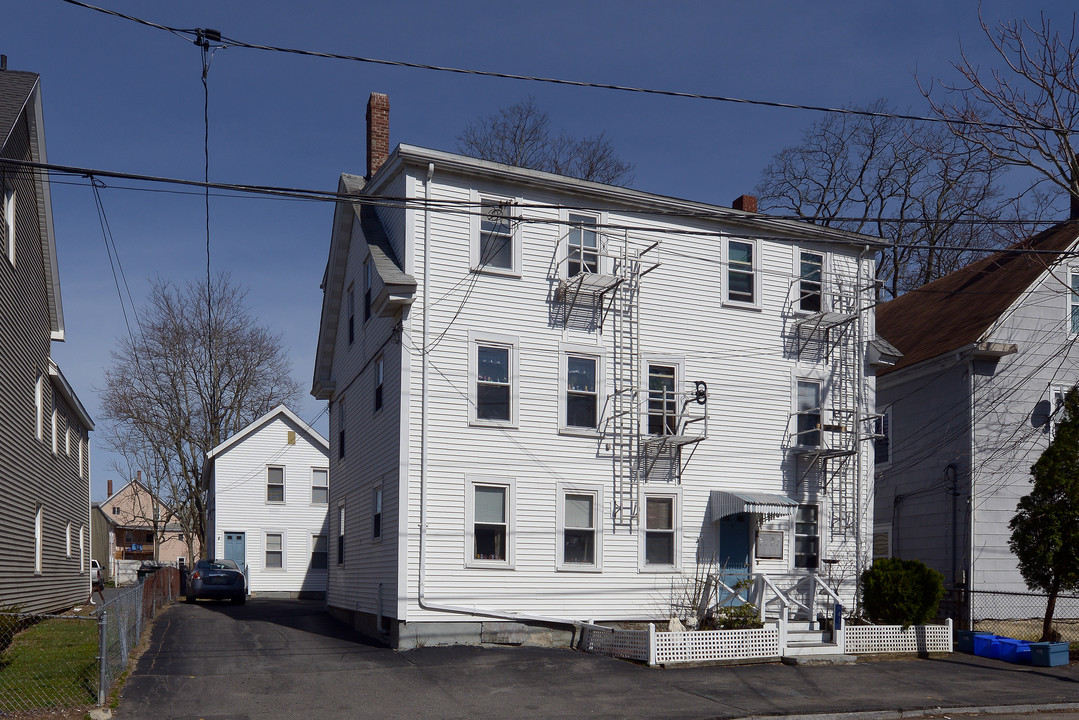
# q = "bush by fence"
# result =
<box><xmin>0</xmin><ymin>566</ymin><xmax>179</xmax><ymax>713</ymax></box>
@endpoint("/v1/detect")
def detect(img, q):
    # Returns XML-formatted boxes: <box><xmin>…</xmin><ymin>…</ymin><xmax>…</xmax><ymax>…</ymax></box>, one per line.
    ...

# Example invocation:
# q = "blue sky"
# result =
<box><xmin>5</xmin><ymin>1</ymin><xmax>1073</xmax><ymax>499</ymax></box>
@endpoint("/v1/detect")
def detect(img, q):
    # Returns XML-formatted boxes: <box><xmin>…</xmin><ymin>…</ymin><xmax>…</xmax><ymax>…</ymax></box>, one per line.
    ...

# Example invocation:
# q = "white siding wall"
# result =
<box><xmin>210</xmin><ymin>415</ymin><xmax>329</xmax><ymax>593</ymax></box>
<box><xmin>391</xmin><ymin>167</ymin><xmax>874</xmax><ymax>622</ymax></box>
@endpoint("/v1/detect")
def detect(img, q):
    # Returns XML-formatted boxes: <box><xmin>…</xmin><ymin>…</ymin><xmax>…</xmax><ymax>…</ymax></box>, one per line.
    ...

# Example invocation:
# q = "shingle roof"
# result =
<box><xmin>0</xmin><ymin>70</ymin><xmax>39</xmax><ymax>148</ymax></box>
<box><xmin>876</xmin><ymin>220</ymin><xmax>1079</xmax><ymax>374</ymax></box>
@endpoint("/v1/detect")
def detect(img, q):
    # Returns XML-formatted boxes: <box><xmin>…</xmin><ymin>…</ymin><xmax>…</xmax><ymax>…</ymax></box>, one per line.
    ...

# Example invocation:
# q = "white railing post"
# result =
<box><xmin>778</xmin><ymin>613</ymin><xmax>788</xmax><ymax>655</ymax></box>
<box><xmin>808</xmin><ymin>576</ymin><xmax>818</xmax><ymax>628</ymax></box>
<box><xmin>946</xmin><ymin>617</ymin><xmax>953</xmax><ymax>653</ymax></box>
<box><xmin>647</xmin><ymin>623</ymin><xmax>657</xmax><ymax>667</ymax></box>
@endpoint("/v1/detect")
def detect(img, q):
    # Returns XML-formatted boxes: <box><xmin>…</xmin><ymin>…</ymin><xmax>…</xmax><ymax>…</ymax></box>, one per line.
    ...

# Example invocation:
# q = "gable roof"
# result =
<box><xmin>206</xmin><ymin>404</ymin><xmax>329</xmax><ymax>460</ymax></box>
<box><xmin>0</xmin><ymin>68</ymin><xmax>64</xmax><ymax>340</ymax></box>
<box><xmin>876</xmin><ymin>220</ymin><xmax>1079</xmax><ymax>374</ymax></box>
<box><xmin>311</xmin><ymin>174</ymin><xmax>415</xmax><ymax>399</ymax></box>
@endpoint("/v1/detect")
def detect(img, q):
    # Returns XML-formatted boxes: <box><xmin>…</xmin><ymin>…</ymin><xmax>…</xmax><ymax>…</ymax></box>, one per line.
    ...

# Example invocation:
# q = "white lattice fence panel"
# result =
<box><xmin>654</xmin><ymin>627</ymin><xmax>780</xmax><ymax>665</ymax></box>
<box><xmin>844</xmin><ymin>623</ymin><xmax>952</xmax><ymax>654</ymax></box>
<box><xmin>582</xmin><ymin>628</ymin><xmax>649</xmax><ymax>662</ymax></box>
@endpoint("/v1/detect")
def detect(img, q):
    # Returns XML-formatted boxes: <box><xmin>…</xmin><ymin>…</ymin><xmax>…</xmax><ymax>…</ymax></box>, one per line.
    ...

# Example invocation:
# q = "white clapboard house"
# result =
<box><xmin>311</xmin><ymin>93</ymin><xmax>888</xmax><ymax>648</ymax></box>
<box><xmin>202</xmin><ymin>405</ymin><xmax>330</xmax><ymax>598</ymax></box>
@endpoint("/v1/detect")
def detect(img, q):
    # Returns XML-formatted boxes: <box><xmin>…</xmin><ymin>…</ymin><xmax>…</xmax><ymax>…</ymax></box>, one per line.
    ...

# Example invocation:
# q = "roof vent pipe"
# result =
<box><xmin>1</xmin><ymin>56</ymin><xmax>7</xmax><ymax>71</ymax></box>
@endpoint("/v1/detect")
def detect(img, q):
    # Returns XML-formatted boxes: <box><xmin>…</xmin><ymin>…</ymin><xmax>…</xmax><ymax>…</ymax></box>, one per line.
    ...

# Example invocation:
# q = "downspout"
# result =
<box><xmin>415</xmin><ymin>163</ymin><xmax>609</xmax><ymax>633</ymax></box>
<box><xmin>967</xmin><ymin>356</ymin><xmax>977</xmax><ymax>629</ymax></box>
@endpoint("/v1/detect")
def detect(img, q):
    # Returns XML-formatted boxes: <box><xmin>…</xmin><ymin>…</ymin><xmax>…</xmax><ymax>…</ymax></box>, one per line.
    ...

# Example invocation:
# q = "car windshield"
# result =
<box><xmin>199</xmin><ymin>559</ymin><xmax>239</xmax><ymax>571</ymax></box>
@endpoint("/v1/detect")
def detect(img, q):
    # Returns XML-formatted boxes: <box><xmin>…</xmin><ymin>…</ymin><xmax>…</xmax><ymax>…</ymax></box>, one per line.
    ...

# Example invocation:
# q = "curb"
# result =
<box><xmin>732</xmin><ymin>701</ymin><xmax>1079</xmax><ymax>720</ymax></box>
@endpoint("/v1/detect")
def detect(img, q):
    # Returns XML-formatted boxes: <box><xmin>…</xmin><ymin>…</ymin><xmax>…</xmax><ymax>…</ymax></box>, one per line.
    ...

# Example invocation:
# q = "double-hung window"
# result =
<box><xmin>642</xmin><ymin>493</ymin><xmax>679</xmax><ymax>569</ymax></box>
<box><xmin>799</xmin><ymin>251</ymin><xmax>824</xmax><ymax>313</ymax></box>
<box><xmin>266</xmin><ymin>466</ymin><xmax>285</xmax><ymax>503</ymax></box>
<box><xmin>470</xmin><ymin>332</ymin><xmax>517</xmax><ymax>426</ymax></box>
<box><xmin>797</xmin><ymin>380</ymin><xmax>822</xmax><ymax>447</ymax></box>
<box><xmin>265</xmin><ymin>532</ymin><xmax>284</xmax><ymax>569</ymax></box>
<box><xmin>374</xmin><ymin>355</ymin><xmax>384</xmax><ymax>411</ymax></box>
<box><xmin>311</xmin><ymin>468</ymin><xmax>328</xmax><ymax>504</ymax></box>
<box><xmin>565</xmin><ymin>354</ymin><xmax>598</xmax><ymax>430</ymax></box>
<box><xmin>794</xmin><ymin>505</ymin><xmax>819</xmax><ymax>569</ymax></box>
<box><xmin>567</xmin><ymin>213</ymin><xmax>599</xmax><ymax>276</ymax></box>
<box><xmin>3</xmin><ymin>183</ymin><xmax>14</xmax><ymax>265</ymax></box>
<box><xmin>337</xmin><ymin>505</ymin><xmax>346</xmax><ymax>565</ymax></box>
<box><xmin>337</xmin><ymin>396</ymin><xmax>346</xmax><ymax>459</ymax></box>
<box><xmin>647</xmin><ymin>364</ymin><xmax>678</xmax><ymax>435</ymax></box>
<box><xmin>558</xmin><ymin>486</ymin><xmax>601</xmax><ymax>569</ymax></box>
<box><xmin>874</xmin><ymin>411</ymin><xmax>891</xmax><ymax>466</ymax></box>
<box><xmin>1071</xmin><ymin>270</ymin><xmax>1079</xmax><ymax>334</ymax></box>
<box><xmin>51</xmin><ymin>408</ymin><xmax>57</xmax><ymax>455</ymax></box>
<box><xmin>311</xmin><ymin>534</ymin><xmax>328</xmax><ymax>570</ymax></box>
<box><xmin>347</xmin><ymin>284</ymin><xmax>355</xmax><ymax>344</ymax></box>
<box><xmin>467</xmin><ymin>478</ymin><xmax>514</xmax><ymax>567</ymax></box>
<box><xmin>724</xmin><ymin>238</ymin><xmax>759</xmax><ymax>306</ymax></box>
<box><xmin>372</xmin><ymin>486</ymin><xmax>383</xmax><ymax>540</ymax></box>
<box><xmin>470</xmin><ymin>195</ymin><xmax>520</xmax><ymax>275</ymax></box>
<box><xmin>34</xmin><ymin>376</ymin><xmax>43</xmax><ymax>441</ymax></box>
<box><xmin>34</xmin><ymin>505</ymin><xmax>42</xmax><ymax>575</ymax></box>
<box><xmin>363</xmin><ymin>257</ymin><xmax>372</xmax><ymax>321</ymax></box>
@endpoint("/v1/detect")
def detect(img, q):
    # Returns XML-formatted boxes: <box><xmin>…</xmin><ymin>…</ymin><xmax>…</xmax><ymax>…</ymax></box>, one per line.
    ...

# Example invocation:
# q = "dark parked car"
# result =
<box><xmin>187</xmin><ymin>559</ymin><xmax>246</xmax><ymax>604</ymax></box>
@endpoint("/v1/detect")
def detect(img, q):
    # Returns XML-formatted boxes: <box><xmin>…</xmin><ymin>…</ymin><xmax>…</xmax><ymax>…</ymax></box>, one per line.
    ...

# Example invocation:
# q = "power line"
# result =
<box><xmin>57</xmin><ymin>0</ymin><xmax>1034</xmax><ymax>132</ymax></box>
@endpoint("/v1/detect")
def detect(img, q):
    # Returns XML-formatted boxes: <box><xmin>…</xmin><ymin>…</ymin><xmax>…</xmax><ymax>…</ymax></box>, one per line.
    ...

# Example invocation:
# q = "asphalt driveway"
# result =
<box><xmin>116</xmin><ymin>598</ymin><xmax>1079</xmax><ymax>720</ymax></box>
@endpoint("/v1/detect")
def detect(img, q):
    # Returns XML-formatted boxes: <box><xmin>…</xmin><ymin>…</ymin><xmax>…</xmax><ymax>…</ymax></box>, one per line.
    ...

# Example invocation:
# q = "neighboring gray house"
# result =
<box><xmin>874</xmin><ymin>216</ymin><xmax>1079</xmax><ymax>624</ymax></box>
<box><xmin>0</xmin><ymin>65</ymin><xmax>95</xmax><ymax>613</ymax></box>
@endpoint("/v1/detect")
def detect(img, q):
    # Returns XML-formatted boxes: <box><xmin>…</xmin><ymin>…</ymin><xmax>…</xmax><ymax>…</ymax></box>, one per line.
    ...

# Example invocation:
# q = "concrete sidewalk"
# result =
<box><xmin>116</xmin><ymin>599</ymin><xmax>1079</xmax><ymax>720</ymax></box>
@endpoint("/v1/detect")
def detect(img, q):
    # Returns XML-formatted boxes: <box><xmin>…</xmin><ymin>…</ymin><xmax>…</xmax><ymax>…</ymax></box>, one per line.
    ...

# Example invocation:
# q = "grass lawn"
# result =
<box><xmin>0</xmin><ymin>615</ymin><xmax>97</xmax><ymax>712</ymax></box>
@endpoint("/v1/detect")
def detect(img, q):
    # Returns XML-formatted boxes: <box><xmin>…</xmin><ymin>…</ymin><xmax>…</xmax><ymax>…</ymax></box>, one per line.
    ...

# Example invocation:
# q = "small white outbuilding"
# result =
<box><xmin>202</xmin><ymin>405</ymin><xmax>330</xmax><ymax>598</ymax></box>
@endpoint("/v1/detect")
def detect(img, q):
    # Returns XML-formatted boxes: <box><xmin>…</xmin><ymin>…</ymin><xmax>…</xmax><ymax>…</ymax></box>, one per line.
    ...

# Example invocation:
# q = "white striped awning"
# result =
<box><xmin>710</xmin><ymin>490</ymin><xmax>798</xmax><ymax>522</ymax></box>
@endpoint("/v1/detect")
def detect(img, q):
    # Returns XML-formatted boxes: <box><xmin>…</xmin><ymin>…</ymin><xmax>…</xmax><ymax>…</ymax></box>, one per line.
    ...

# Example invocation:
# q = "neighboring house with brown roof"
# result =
<box><xmin>873</xmin><ymin>218</ymin><xmax>1079</xmax><ymax>625</ymax></box>
<box><xmin>1</xmin><ymin>64</ymin><xmax>95</xmax><ymax>613</ymax></box>
<box><xmin>98</xmin><ymin>476</ymin><xmax>194</xmax><ymax>582</ymax></box>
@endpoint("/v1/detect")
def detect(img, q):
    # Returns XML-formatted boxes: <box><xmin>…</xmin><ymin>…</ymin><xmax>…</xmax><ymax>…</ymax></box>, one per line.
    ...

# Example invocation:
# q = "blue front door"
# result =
<box><xmin>718</xmin><ymin>514</ymin><xmax>750</xmax><ymax>605</ymax></box>
<box><xmin>223</xmin><ymin>532</ymin><xmax>245</xmax><ymax>568</ymax></box>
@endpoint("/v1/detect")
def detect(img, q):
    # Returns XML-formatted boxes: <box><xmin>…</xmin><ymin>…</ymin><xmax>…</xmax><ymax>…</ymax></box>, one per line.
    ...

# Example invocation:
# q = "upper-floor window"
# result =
<box><xmin>797</xmin><ymin>380</ymin><xmax>822</xmax><ymax>447</ymax></box>
<box><xmin>337</xmin><ymin>504</ymin><xmax>346</xmax><ymax>565</ymax></box>
<box><xmin>3</xmin><ymin>184</ymin><xmax>14</xmax><ymax>265</ymax></box>
<box><xmin>566</xmin><ymin>354</ymin><xmax>598</xmax><ymax>430</ymax></box>
<box><xmin>78</xmin><ymin>437</ymin><xmax>84</xmax><ymax>479</ymax></box>
<box><xmin>469</xmin><ymin>332</ymin><xmax>517</xmax><ymax>427</ymax></box>
<box><xmin>66</xmin><ymin>427</ymin><xmax>71</xmax><ymax>455</ymax></box>
<box><xmin>799</xmin><ymin>251</ymin><xmax>824</xmax><ymax>313</ymax></box>
<box><xmin>479</xmin><ymin>200</ymin><xmax>513</xmax><ymax>270</ymax></box>
<box><xmin>337</xmin><ymin>396</ymin><xmax>346</xmax><ymax>459</ymax></box>
<box><xmin>35</xmin><ymin>376</ymin><xmax>43</xmax><ymax>441</ymax></box>
<box><xmin>374</xmin><ymin>355</ymin><xmax>384</xmax><ymax>411</ymax></box>
<box><xmin>112</xmin><ymin>506</ymin><xmax>120</xmax><ymax>515</ymax></box>
<box><xmin>372</xmin><ymin>486</ymin><xmax>383</xmax><ymax>539</ymax></box>
<box><xmin>347</xmin><ymin>284</ymin><xmax>355</xmax><ymax>345</ymax></box>
<box><xmin>51</xmin><ymin>408</ymin><xmax>58</xmax><ymax>455</ymax></box>
<box><xmin>567</xmin><ymin>213</ymin><xmax>599</xmax><ymax>276</ymax></box>
<box><xmin>1071</xmin><ymin>270</ymin><xmax>1079</xmax><ymax>333</ymax></box>
<box><xmin>363</xmin><ymin>257</ymin><xmax>372</xmax><ymax>322</ymax></box>
<box><xmin>875</xmin><ymin>410</ymin><xmax>891</xmax><ymax>466</ymax></box>
<box><xmin>311</xmin><ymin>468</ymin><xmax>328</xmax><ymax>504</ymax></box>
<box><xmin>724</xmin><ymin>238</ymin><xmax>759</xmax><ymax>306</ymax></box>
<box><xmin>647</xmin><ymin>364</ymin><xmax>678</xmax><ymax>435</ymax></box>
<box><xmin>266</xmin><ymin>466</ymin><xmax>285</xmax><ymax>503</ymax></box>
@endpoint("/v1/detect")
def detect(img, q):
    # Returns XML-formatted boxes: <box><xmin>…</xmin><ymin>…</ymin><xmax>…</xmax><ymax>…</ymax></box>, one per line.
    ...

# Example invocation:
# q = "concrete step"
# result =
<box><xmin>787</xmin><ymin>629</ymin><xmax>832</xmax><ymax>645</ymax></box>
<box><xmin>781</xmin><ymin>653</ymin><xmax>858</xmax><ymax>666</ymax></box>
<box><xmin>783</xmin><ymin>641</ymin><xmax>843</xmax><ymax>657</ymax></box>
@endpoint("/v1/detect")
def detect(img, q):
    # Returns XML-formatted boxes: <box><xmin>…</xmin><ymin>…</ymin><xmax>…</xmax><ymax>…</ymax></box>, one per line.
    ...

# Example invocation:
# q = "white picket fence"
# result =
<box><xmin>582</xmin><ymin>618</ymin><xmax>952</xmax><ymax>666</ymax></box>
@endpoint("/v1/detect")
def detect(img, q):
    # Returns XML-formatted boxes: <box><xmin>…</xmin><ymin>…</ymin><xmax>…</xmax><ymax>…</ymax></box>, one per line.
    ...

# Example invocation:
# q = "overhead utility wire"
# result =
<box><xmin>58</xmin><ymin>0</ymin><xmax>1031</xmax><ymax>132</ymax></box>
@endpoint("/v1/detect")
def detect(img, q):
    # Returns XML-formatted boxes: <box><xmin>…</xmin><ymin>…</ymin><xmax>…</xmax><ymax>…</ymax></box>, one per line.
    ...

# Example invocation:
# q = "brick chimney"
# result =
<box><xmin>366</xmin><ymin>92</ymin><xmax>390</xmax><ymax>179</ymax></box>
<box><xmin>107</xmin><ymin>479</ymin><xmax>113</xmax><ymax>496</ymax></box>
<box><xmin>732</xmin><ymin>195</ymin><xmax>757</xmax><ymax>213</ymax></box>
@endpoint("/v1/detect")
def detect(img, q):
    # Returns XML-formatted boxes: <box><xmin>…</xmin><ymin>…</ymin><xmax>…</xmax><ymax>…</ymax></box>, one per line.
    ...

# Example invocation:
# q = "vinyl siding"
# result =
<box><xmin>208</xmin><ymin>413</ymin><xmax>329</xmax><ymax>593</ymax></box>
<box><xmin>0</xmin><ymin>107</ymin><xmax>89</xmax><ymax>613</ymax></box>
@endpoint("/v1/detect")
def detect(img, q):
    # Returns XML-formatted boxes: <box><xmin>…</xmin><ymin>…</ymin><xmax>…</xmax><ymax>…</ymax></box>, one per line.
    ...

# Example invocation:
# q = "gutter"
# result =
<box><xmin>414</xmin><ymin>162</ymin><xmax>610</xmax><ymax>635</ymax></box>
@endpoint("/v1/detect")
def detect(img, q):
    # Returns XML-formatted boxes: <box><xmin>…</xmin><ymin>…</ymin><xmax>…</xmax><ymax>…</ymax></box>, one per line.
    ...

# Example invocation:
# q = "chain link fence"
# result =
<box><xmin>971</xmin><ymin>590</ymin><xmax>1079</xmax><ymax>642</ymax></box>
<box><xmin>0</xmin><ymin>566</ymin><xmax>180</xmax><ymax>714</ymax></box>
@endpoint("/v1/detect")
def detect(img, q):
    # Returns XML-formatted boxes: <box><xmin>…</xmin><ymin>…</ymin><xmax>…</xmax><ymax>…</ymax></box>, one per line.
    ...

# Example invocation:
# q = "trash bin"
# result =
<box><xmin>136</xmin><ymin>562</ymin><xmax>162</xmax><ymax>582</ymax></box>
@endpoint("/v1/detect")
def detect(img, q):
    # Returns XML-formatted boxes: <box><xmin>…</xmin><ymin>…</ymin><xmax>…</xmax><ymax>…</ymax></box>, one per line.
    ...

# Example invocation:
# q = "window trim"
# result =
<box><xmin>722</xmin><ymin>237</ymin><xmax>762</xmax><ymax>309</ymax></box>
<box><xmin>347</xmin><ymin>283</ymin><xmax>355</xmax><ymax>345</ymax></box>
<box><xmin>795</xmin><ymin>378</ymin><xmax>823</xmax><ymax>448</ymax></box>
<box><xmin>363</xmin><ymin>256</ymin><xmax>373</xmax><ymax>322</ymax></box>
<box><xmin>65</xmin><ymin>427</ymin><xmax>71</xmax><ymax>456</ymax></box>
<box><xmin>79</xmin><ymin>525</ymin><xmax>86</xmax><ymax>573</ymax></box>
<box><xmin>263</xmin><ymin>530</ymin><xmax>286</xmax><ymax>571</ymax></box>
<box><xmin>78</xmin><ymin>437</ymin><xmax>85</xmax><ymax>479</ymax></box>
<box><xmin>639</xmin><ymin>489</ymin><xmax>681</xmax><ymax>572</ymax></box>
<box><xmin>337</xmin><ymin>395</ymin><xmax>346</xmax><ymax>460</ymax></box>
<box><xmin>337</xmin><ymin>503</ymin><xmax>346</xmax><ymax>566</ymax></box>
<box><xmin>643</xmin><ymin>357</ymin><xmax>683</xmax><ymax>437</ymax></box>
<box><xmin>374</xmin><ymin>354</ymin><xmax>384</xmax><ymax>412</ymax></box>
<box><xmin>35</xmin><ymin>376</ymin><xmax>43</xmax><ymax>441</ymax></box>
<box><xmin>558</xmin><ymin>343</ymin><xmax>604</xmax><ymax>437</ymax></box>
<box><xmin>65</xmin><ymin>522</ymin><xmax>72</xmax><ymax>558</ymax></box>
<box><xmin>34</xmin><ymin>505</ymin><xmax>43</xmax><ymax>575</ymax></box>
<box><xmin>51</xmin><ymin>408</ymin><xmax>58</xmax><ymax>455</ymax></box>
<box><xmin>470</xmin><ymin>192</ymin><xmax>522</xmax><ymax>277</ymax></box>
<box><xmin>311</xmin><ymin>467</ymin><xmax>329</xmax><ymax>505</ymax></box>
<box><xmin>556</xmin><ymin>483</ymin><xmax>603</xmax><ymax>572</ymax></box>
<box><xmin>468</xmin><ymin>331</ymin><xmax>519</xmax><ymax>428</ymax></box>
<box><xmin>266</xmin><ymin>465</ymin><xmax>285</xmax><ymax>504</ymax></box>
<box><xmin>562</xmin><ymin>209</ymin><xmax>604</xmax><ymax>278</ymax></box>
<box><xmin>465</xmin><ymin>476</ymin><xmax>516</xmax><ymax>569</ymax></box>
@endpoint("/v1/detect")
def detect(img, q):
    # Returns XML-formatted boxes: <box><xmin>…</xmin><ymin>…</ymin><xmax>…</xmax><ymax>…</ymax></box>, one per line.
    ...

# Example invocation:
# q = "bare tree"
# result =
<box><xmin>458</xmin><ymin>96</ymin><xmax>634</xmax><ymax>186</ymax></box>
<box><xmin>755</xmin><ymin>100</ymin><xmax>1042</xmax><ymax>299</ymax></box>
<box><xmin>100</xmin><ymin>274</ymin><xmax>300</xmax><ymax>561</ymax></box>
<box><xmin>922</xmin><ymin>10</ymin><xmax>1079</xmax><ymax>207</ymax></box>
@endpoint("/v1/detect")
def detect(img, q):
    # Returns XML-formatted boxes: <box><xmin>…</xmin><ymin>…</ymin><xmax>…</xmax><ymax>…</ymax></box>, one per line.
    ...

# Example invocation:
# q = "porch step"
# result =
<box><xmin>782</xmin><ymin>653</ymin><xmax>858</xmax><ymax>666</ymax></box>
<box><xmin>787</xmin><ymin>629</ymin><xmax>832</xmax><ymax>645</ymax></box>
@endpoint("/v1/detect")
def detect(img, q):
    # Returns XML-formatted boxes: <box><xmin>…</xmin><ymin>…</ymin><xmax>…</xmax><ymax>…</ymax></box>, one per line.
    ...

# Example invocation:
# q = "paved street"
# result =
<box><xmin>116</xmin><ymin>599</ymin><xmax>1079</xmax><ymax>720</ymax></box>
